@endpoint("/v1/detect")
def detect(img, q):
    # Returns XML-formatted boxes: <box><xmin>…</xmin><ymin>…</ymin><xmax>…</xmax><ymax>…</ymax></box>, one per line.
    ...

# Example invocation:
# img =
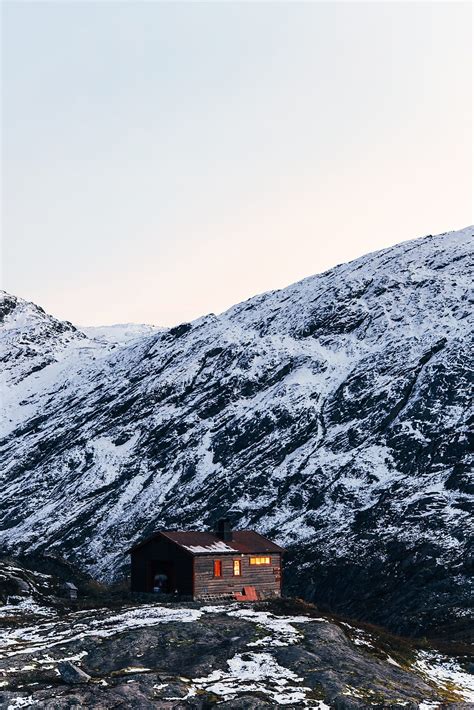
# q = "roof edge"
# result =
<box><xmin>128</xmin><ymin>529</ymin><xmax>285</xmax><ymax>555</ymax></box>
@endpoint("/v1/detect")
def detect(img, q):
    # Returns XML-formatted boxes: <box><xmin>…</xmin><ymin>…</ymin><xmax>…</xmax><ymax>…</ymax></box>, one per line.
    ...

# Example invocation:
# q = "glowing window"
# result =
<box><xmin>233</xmin><ymin>559</ymin><xmax>242</xmax><ymax>576</ymax></box>
<box><xmin>213</xmin><ymin>560</ymin><xmax>222</xmax><ymax>577</ymax></box>
<box><xmin>249</xmin><ymin>556</ymin><xmax>271</xmax><ymax>565</ymax></box>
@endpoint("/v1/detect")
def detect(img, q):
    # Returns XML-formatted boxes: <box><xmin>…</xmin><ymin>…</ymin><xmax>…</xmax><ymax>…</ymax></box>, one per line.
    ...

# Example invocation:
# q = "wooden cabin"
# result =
<box><xmin>130</xmin><ymin>519</ymin><xmax>284</xmax><ymax>601</ymax></box>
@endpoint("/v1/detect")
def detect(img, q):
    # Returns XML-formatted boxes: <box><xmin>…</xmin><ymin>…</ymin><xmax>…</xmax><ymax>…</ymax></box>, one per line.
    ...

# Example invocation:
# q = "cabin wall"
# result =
<box><xmin>131</xmin><ymin>537</ymin><xmax>193</xmax><ymax>594</ymax></box>
<box><xmin>193</xmin><ymin>553</ymin><xmax>282</xmax><ymax>599</ymax></box>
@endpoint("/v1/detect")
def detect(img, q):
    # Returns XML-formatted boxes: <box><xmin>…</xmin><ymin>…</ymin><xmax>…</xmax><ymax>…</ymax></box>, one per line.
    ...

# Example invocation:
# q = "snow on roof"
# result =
<box><xmin>182</xmin><ymin>541</ymin><xmax>238</xmax><ymax>554</ymax></box>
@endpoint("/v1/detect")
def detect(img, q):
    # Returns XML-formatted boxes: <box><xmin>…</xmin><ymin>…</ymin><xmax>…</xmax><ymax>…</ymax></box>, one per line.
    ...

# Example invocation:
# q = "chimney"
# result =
<box><xmin>215</xmin><ymin>518</ymin><xmax>232</xmax><ymax>542</ymax></box>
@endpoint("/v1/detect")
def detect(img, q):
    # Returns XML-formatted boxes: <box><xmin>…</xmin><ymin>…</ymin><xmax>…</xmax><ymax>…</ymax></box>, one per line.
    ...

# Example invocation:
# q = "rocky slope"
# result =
<box><xmin>0</xmin><ymin>560</ymin><xmax>473</xmax><ymax>708</ymax></box>
<box><xmin>1</xmin><ymin>226</ymin><xmax>473</xmax><ymax>635</ymax></box>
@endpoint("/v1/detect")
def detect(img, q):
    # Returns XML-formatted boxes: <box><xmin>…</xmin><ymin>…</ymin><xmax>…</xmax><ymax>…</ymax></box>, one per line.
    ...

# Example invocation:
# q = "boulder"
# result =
<box><xmin>10</xmin><ymin>576</ymin><xmax>30</xmax><ymax>594</ymax></box>
<box><xmin>57</xmin><ymin>661</ymin><xmax>91</xmax><ymax>684</ymax></box>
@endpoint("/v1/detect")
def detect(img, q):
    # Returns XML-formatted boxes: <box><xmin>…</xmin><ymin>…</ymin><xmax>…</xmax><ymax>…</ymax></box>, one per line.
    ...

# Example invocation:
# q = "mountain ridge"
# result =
<box><xmin>1</xmin><ymin>226</ymin><xmax>473</xmax><ymax>634</ymax></box>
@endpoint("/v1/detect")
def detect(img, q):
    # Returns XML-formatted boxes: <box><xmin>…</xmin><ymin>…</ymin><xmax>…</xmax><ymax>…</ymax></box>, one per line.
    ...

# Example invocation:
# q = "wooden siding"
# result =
<box><xmin>193</xmin><ymin>553</ymin><xmax>282</xmax><ymax>599</ymax></box>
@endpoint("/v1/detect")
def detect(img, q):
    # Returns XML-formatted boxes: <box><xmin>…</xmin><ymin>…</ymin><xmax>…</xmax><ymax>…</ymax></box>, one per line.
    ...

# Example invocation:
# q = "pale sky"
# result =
<box><xmin>1</xmin><ymin>1</ymin><xmax>472</xmax><ymax>327</ymax></box>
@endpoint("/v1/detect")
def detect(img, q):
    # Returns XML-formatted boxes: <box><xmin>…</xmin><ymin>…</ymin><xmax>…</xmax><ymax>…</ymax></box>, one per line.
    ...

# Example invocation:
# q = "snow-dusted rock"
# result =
<box><xmin>0</xmin><ymin>292</ymin><xmax>85</xmax><ymax>387</ymax></box>
<box><xmin>0</xmin><ymin>596</ymin><xmax>471</xmax><ymax>707</ymax></box>
<box><xmin>0</xmin><ymin>226</ymin><xmax>472</xmax><ymax>633</ymax></box>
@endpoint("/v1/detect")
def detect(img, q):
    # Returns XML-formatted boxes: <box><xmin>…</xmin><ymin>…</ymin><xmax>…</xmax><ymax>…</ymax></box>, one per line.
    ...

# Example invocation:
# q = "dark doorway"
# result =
<box><xmin>146</xmin><ymin>560</ymin><xmax>175</xmax><ymax>594</ymax></box>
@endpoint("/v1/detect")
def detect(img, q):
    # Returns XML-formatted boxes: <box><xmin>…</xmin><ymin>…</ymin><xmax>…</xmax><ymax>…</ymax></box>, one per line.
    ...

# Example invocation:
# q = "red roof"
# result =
<box><xmin>130</xmin><ymin>529</ymin><xmax>284</xmax><ymax>555</ymax></box>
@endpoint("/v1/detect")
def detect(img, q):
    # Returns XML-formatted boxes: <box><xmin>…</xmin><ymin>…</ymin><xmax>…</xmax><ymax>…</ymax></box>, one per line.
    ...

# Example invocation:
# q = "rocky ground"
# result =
<box><xmin>1</xmin><ymin>560</ymin><xmax>473</xmax><ymax>709</ymax></box>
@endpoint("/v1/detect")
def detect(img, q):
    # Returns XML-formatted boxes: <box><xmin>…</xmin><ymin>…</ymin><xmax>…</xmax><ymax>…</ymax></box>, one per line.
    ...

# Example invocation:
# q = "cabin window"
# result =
<box><xmin>233</xmin><ymin>559</ymin><xmax>242</xmax><ymax>576</ymax></box>
<box><xmin>213</xmin><ymin>560</ymin><xmax>222</xmax><ymax>577</ymax></box>
<box><xmin>249</xmin><ymin>556</ymin><xmax>271</xmax><ymax>565</ymax></box>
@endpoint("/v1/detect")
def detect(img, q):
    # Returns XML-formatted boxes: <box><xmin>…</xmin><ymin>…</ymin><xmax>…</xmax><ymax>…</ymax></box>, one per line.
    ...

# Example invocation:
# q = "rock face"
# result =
<box><xmin>1</xmin><ymin>227</ymin><xmax>473</xmax><ymax>634</ymax></box>
<box><xmin>1</xmin><ymin>597</ymin><xmax>472</xmax><ymax>708</ymax></box>
<box><xmin>0</xmin><ymin>556</ymin><xmax>91</xmax><ymax>618</ymax></box>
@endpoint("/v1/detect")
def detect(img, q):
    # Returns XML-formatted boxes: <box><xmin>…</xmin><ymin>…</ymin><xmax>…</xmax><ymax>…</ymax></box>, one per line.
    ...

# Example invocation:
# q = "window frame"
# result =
<box><xmin>249</xmin><ymin>556</ymin><xmax>271</xmax><ymax>566</ymax></box>
<box><xmin>233</xmin><ymin>559</ymin><xmax>242</xmax><ymax>576</ymax></box>
<box><xmin>213</xmin><ymin>559</ymin><xmax>222</xmax><ymax>578</ymax></box>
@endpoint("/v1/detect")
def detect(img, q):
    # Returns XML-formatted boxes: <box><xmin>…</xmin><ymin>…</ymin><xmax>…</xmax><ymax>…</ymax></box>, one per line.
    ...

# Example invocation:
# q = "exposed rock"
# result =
<box><xmin>217</xmin><ymin>698</ymin><xmax>273</xmax><ymax>709</ymax></box>
<box><xmin>9</xmin><ymin>576</ymin><xmax>30</xmax><ymax>594</ymax></box>
<box><xmin>0</xmin><ymin>599</ymin><xmax>472</xmax><ymax>708</ymax></box>
<box><xmin>57</xmin><ymin>661</ymin><xmax>91</xmax><ymax>684</ymax></box>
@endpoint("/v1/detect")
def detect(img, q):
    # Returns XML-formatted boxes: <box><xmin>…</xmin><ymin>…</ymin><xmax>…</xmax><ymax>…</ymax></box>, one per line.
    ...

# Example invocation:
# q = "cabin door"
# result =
<box><xmin>146</xmin><ymin>560</ymin><xmax>175</xmax><ymax>594</ymax></box>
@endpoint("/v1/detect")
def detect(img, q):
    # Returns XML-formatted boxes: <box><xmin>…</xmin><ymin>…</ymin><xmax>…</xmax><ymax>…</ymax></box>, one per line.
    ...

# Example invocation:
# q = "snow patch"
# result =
<box><xmin>190</xmin><ymin>651</ymin><xmax>313</xmax><ymax>706</ymax></box>
<box><xmin>415</xmin><ymin>651</ymin><xmax>474</xmax><ymax>702</ymax></box>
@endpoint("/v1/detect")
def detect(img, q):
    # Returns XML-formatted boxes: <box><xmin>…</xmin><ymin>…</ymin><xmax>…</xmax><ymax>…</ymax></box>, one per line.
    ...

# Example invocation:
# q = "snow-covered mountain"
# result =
<box><xmin>81</xmin><ymin>323</ymin><xmax>164</xmax><ymax>345</ymax></box>
<box><xmin>0</xmin><ymin>293</ymin><xmax>85</xmax><ymax>387</ymax></box>
<box><xmin>1</xmin><ymin>227</ymin><xmax>472</xmax><ymax>634</ymax></box>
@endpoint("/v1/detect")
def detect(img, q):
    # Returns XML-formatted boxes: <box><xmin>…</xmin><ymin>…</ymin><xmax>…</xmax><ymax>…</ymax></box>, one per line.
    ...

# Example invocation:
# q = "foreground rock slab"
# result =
<box><xmin>0</xmin><ymin>600</ymin><xmax>472</xmax><ymax>708</ymax></box>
